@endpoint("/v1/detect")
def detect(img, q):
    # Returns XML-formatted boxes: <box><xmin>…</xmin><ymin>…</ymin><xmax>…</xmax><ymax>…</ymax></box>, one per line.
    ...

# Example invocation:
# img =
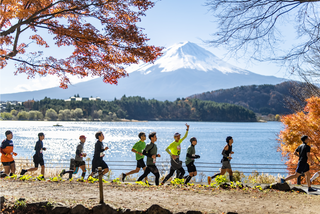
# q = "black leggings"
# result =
<box><xmin>137</xmin><ymin>165</ymin><xmax>160</xmax><ymax>185</ymax></box>
<box><xmin>162</xmin><ymin>167</ymin><xmax>185</xmax><ymax>184</ymax></box>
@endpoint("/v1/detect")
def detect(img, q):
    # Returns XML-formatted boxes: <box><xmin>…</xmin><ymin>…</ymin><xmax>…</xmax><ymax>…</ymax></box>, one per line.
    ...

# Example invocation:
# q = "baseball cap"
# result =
<box><xmin>79</xmin><ymin>135</ymin><xmax>86</xmax><ymax>139</ymax></box>
<box><xmin>174</xmin><ymin>132</ymin><xmax>181</xmax><ymax>137</ymax></box>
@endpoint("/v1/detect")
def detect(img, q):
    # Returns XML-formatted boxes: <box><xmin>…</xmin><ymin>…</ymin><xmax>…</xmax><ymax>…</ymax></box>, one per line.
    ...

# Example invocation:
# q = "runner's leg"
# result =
<box><xmin>10</xmin><ymin>162</ymin><xmax>16</xmax><ymax>174</ymax></box>
<box><xmin>227</xmin><ymin>168</ymin><xmax>233</xmax><ymax>181</ymax></box>
<box><xmin>137</xmin><ymin>167</ymin><xmax>151</xmax><ymax>181</ymax></box>
<box><xmin>284</xmin><ymin>172</ymin><xmax>300</xmax><ymax>182</ymax></box>
<box><xmin>305</xmin><ymin>171</ymin><xmax>311</xmax><ymax>188</ymax></box>
<box><xmin>41</xmin><ymin>165</ymin><xmax>45</xmax><ymax>176</ymax></box>
<box><xmin>177</xmin><ymin>167</ymin><xmax>185</xmax><ymax>179</ymax></box>
<box><xmin>3</xmin><ymin>166</ymin><xmax>10</xmax><ymax>175</ymax></box>
<box><xmin>161</xmin><ymin>167</ymin><xmax>175</xmax><ymax>184</ymax></box>
<box><xmin>80</xmin><ymin>165</ymin><xmax>86</xmax><ymax>178</ymax></box>
<box><xmin>122</xmin><ymin>168</ymin><xmax>140</xmax><ymax>181</ymax></box>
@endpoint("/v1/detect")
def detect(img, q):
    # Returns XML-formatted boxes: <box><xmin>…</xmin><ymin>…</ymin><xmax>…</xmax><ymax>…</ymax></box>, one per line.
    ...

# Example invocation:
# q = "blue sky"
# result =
<box><xmin>0</xmin><ymin>0</ymin><xmax>297</xmax><ymax>95</ymax></box>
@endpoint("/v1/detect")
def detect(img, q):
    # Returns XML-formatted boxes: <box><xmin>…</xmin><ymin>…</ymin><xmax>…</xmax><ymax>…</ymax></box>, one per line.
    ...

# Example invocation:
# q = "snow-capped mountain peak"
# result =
<box><xmin>126</xmin><ymin>41</ymin><xmax>249</xmax><ymax>75</ymax></box>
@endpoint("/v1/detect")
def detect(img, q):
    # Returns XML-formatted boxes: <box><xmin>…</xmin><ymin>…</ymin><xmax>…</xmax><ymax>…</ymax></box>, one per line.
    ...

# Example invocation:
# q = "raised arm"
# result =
<box><xmin>179</xmin><ymin>123</ymin><xmax>190</xmax><ymax>143</ymax></box>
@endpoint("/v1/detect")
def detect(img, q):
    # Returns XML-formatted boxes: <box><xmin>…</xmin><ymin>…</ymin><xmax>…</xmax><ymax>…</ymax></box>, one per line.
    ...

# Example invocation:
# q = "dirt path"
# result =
<box><xmin>1</xmin><ymin>179</ymin><xmax>320</xmax><ymax>214</ymax></box>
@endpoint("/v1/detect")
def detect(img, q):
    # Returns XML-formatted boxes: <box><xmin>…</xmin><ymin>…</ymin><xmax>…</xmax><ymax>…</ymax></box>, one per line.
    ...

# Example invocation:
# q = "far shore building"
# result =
<box><xmin>64</xmin><ymin>97</ymin><xmax>102</xmax><ymax>102</ymax></box>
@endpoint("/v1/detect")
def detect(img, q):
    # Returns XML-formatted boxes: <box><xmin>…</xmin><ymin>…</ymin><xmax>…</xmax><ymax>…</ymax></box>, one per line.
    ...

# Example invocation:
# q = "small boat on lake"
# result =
<box><xmin>53</xmin><ymin>124</ymin><xmax>63</xmax><ymax>127</ymax></box>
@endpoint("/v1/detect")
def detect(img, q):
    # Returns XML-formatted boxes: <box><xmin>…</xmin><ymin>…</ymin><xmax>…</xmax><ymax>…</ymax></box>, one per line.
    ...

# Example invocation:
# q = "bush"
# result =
<box><xmin>1</xmin><ymin>112</ymin><xmax>13</xmax><ymax>120</ymax></box>
<box><xmin>45</xmin><ymin>108</ymin><xmax>58</xmax><ymax>120</ymax></box>
<box><xmin>28</xmin><ymin>111</ymin><xmax>43</xmax><ymax>120</ymax></box>
<box><xmin>17</xmin><ymin>111</ymin><xmax>29</xmax><ymax>120</ymax></box>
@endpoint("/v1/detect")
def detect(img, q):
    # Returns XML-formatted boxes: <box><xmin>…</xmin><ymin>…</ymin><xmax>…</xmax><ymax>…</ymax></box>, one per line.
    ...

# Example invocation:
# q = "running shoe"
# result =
<box><xmin>122</xmin><ymin>173</ymin><xmax>126</xmax><ymax>182</ymax></box>
<box><xmin>207</xmin><ymin>176</ymin><xmax>212</xmax><ymax>185</ymax></box>
<box><xmin>93</xmin><ymin>172</ymin><xmax>99</xmax><ymax>179</ymax></box>
<box><xmin>20</xmin><ymin>169</ymin><xmax>27</xmax><ymax>176</ymax></box>
<box><xmin>59</xmin><ymin>169</ymin><xmax>66</xmax><ymax>177</ymax></box>
<box><xmin>280</xmin><ymin>178</ymin><xmax>285</xmax><ymax>184</ymax></box>
<box><xmin>308</xmin><ymin>187</ymin><xmax>318</xmax><ymax>192</ymax></box>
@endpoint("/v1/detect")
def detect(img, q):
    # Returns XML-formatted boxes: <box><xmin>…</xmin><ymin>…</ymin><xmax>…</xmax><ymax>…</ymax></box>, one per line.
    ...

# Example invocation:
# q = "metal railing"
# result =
<box><xmin>10</xmin><ymin>158</ymin><xmax>314</xmax><ymax>175</ymax></box>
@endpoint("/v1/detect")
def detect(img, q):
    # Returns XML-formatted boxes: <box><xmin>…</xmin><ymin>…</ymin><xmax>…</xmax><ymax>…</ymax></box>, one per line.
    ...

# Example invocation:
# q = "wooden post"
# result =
<box><xmin>98</xmin><ymin>167</ymin><xmax>104</xmax><ymax>204</ymax></box>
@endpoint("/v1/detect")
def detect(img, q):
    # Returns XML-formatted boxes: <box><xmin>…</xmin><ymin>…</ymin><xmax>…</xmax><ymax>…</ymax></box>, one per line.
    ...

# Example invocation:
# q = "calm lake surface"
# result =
<box><xmin>0</xmin><ymin>121</ymin><xmax>287</xmax><ymax>178</ymax></box>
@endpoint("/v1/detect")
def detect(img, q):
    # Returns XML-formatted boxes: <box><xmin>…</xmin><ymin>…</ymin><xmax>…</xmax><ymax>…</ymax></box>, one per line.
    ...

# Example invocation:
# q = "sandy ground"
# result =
<box><xmin>0</xmin><ymin>179</ymin><xmax>320</xmax><ymax>214</ymax></box>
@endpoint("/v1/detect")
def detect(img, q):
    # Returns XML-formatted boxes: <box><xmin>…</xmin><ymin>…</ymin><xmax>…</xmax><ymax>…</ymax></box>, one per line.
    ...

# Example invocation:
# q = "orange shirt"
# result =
<box><xmin>1</xmin><ymin>139</ymin><xmax>14</xmax><ymax>162</ymax></box>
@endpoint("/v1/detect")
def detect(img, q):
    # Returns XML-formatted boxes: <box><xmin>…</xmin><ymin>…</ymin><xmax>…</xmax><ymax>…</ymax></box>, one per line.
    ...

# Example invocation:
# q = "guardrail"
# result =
<box><xmin>11</xmin><ymin>158</ymin><xmax>314</xmax><ymax>175</ymax></box>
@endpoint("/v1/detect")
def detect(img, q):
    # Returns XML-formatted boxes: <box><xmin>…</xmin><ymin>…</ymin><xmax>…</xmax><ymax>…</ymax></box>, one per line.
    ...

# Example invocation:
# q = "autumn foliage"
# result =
<box><xmin>279</xmin><ymin>96</ymin><xmax>320</xmax><ymax>183</ymax></box>
<box><xmin>0</xmin><ymin>0</ymin><xmax>162</xmax><ymax>88</ymax></box>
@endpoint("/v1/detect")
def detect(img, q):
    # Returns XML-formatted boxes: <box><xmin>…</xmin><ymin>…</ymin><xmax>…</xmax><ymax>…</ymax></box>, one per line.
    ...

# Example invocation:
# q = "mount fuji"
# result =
<box><xmin>1</xmin><ymin>42</ymin><xmax>285</xmax><ymax>101</ymax></box>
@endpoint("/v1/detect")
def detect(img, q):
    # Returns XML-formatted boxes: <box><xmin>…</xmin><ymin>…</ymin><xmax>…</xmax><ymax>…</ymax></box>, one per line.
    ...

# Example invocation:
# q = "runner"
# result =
<box><xmin>88</xmin><ymin>131</ymin><xmax>109</xmax><ymax>178</ymax></box>
<box><xmin>121</xmin><ymin>132</ymin><xmax>147</xmax><ymax>182</ymax></box>
<box><xmin>137</xmin><ymin>132</ymin><xmax>161</xmax><ymax>185</ymax></box>
<box><xmin>161</xmin><ymin>124</ymin><xmax>189</xmax><ymax>185</ymax></box>
<box><xmin>1</xmin><ymin>130</ymin><xmax>17</xmax><ymax>176</ymax></box>
<box><xmin>281</xmin><ymin>135</ymin><xmax>317</xmax><ymax>192</ymax></box>
<box><xmin>20</xmin><ymin>133</ymin><xmax>46</xmax><ymax>179</ymax></box>
<box><xmin>208</xmin><ymin>136</ymin><xmax>234</xmax><ymax>185</ymax></box>
<box><xmin>60</xmin><ymin>135</ymin><xmax>87</xmax><ymax>179</ymax></box>
<box><xmin>184</xmin><ymin>137</ymin><xmax>200</xmax><ymax>184</ymax></box>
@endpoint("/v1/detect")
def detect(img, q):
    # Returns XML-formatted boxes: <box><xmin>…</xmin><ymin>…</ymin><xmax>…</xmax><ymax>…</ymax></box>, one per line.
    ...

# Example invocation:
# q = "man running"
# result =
<box><xmin>60</xmin><ymin>135</ymin><xmax>87</xmax><ymax>179</ymax></box>
<box><xmin>161</xmin><ymin>124</ymin><xmax>189</xmax><ymax>185</ymax></box>
<box><xmin>137</xmin><ymin>132</ymin><xmax>161</xmax><ymax>185</ymax></box>
<box><xmin>122</xmin><ymin>132</ymin><xmax>147</xmax><ymax>182</ymax></box>
<box><xmin>88</xmin><ymin>131</ymin><xmax>109</xmax><ymax>178</ymax></box>
<box><xmin>208</xmin><ymin>136</ymin><xmax>234</xmax><ymax>184</ymax></box>
<box><xmin>281</xmin><ymin>135</ymin><xmax>317</xmax><ymax>192</ymax></box>
<box><xmin>185</xmin><ymin>137</ymin><xmax>200</xmax><ymax>184</ymax></box>
<box><xmin>20</xmin><ymin>133</ymin><xmax>46</xmax><ymax>179</ymax></box>
<box><xmin>1</xmin><ymin>130</ymin><xmax>17</xmax><ymax>176</ymax></box>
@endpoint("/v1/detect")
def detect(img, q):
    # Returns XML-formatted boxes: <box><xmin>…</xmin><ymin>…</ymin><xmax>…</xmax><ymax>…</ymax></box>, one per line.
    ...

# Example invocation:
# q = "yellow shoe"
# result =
<box><xmin>207</xmin><ymin>176</ymin><xmax>212</xmax><ymax>185</ymax></box>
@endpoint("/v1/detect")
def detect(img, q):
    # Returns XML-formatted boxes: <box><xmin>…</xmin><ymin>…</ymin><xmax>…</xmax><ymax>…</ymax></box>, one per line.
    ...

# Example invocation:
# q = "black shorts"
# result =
<box><xmin>33</xmin><ymin>155</ymin><xmax>44</xmax><ymax>167</ymax></box>
<box><xmin>296</xmin><ymin>162</ymin><xmax>309</xmax><ymax>174</ymax></box>
<box><xmin>186</xmin><ymin>162</ymin><xmax>197</xmax><ymax>173</ymax></box>
<box><xmin>92</xmin><ymin>160</ymin><xmax>108</xmax><ymax>173</ymax></box>
<box><xmin>2</xmin><ymin>160</ymin><xmax>15</xmax><ymax>166</ymax></box>
<box><xmin>75</xmin><ymin>160</ymin><xmax>85</xmax><ymax>167</ymax></box>
<box><xmin>136</xmin><ymin>159</ymin><xmax>146</xmax><ymax>168</ymax></box>
<box><xmin>147</xmin><ymin>165</ymin><xmax>159</xmax><ymax>174</ymax></box>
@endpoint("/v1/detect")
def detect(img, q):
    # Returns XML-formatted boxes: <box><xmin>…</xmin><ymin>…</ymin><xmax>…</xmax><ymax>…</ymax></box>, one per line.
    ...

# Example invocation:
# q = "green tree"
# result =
<box><xmin>29</xmin><ymin>111</ymin><xmax>43</xmax><ymax>120</ymax></box>
<box><xmin>1</xmin><ymin>112</ymin><xmax>13</xmax><ymax>120</ymax></box>
<box><xmin>17</xmin><ymin>111</ymin><xmax>29</xmax><ymax>120</ymax></box>
<box><xmin>72</xmin><ymin>108</ymin><xmax>83</xmax><ymax>120</ymax></box>
<box><xmin>45</xmin><ymin>108</ymin><xmax>58</xmax><ymax>121</ymax></box>
<box><xmin>10</xmin><ymin>109</ymin><xmax>18</xmax><ymax>116</ymax></box>
<box><xmin>58</xmin><ymin>109</ymin><xmax>72</xmax><ymax>121</ymax></box>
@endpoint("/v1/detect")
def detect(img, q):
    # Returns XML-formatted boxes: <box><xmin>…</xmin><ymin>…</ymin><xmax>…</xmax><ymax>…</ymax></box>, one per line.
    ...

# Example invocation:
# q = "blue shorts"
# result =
<box><xmin>296</xmin><ymin>162</ymin><xmax>309</xmax><ymax>174</ymax></box>
<box><xmin>92</xmin><ymin>160</ymin><xmax>108</xmax><ymax>173</ymax></box>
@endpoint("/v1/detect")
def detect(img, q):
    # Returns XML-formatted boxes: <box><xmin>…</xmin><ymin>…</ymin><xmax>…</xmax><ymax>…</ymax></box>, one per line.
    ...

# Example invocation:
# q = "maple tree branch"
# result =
<box><xmin>0</xmin><ymin>0</ymin><xmax>64</xmax><ymax>37</ymax></box>
<box><xmin>3</xmin><ymin>56</ymin><xmax>75</xmax><ymax>75</ymax></box>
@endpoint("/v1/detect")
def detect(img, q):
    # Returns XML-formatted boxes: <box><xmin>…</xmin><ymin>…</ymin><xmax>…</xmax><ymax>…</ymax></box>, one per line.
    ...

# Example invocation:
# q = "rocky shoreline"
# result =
<box><xmin>1</xmin><ymin>199</ymin><xmax>230</xmax><ymax>214</ymax></box>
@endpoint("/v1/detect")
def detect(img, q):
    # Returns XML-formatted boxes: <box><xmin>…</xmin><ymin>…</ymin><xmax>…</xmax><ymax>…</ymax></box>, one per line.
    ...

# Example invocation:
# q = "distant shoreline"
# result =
<box><xmin>0</xmin><ymin>119</ymin><xmax>268</xmax><ymax>123</ymax></box>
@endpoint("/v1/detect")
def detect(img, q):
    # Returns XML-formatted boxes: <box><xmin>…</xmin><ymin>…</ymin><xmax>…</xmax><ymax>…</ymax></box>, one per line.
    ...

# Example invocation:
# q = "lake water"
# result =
<box><xmin>0</xmin><ymin>121</ymin><xmax>288</xmax><ymax>178</ymax></box>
